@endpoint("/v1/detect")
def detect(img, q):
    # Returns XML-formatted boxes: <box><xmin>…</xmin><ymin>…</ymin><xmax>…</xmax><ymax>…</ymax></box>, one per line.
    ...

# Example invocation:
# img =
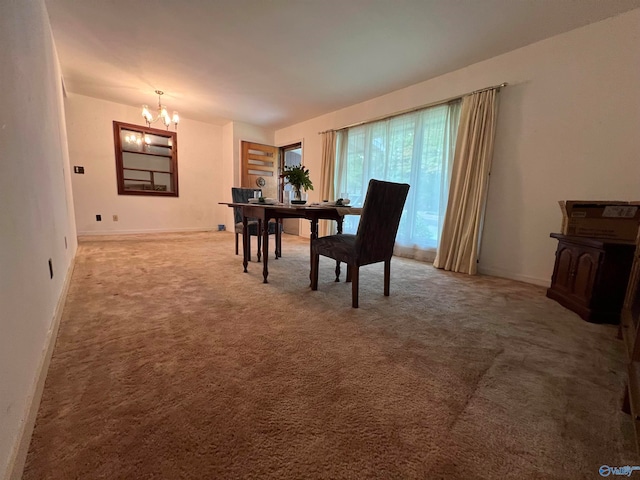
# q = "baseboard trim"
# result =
<box><xmin>478</xmin><ymin>266</ymin><xmax>549</xmax><ymax>287</ymax></box>
<box><xmin>6</xmin><ymin>257</ymin><xmax>76</xmax><ymax>480</ymax></box>
<box><xmin>76</xmin><ymin>226</ymin><xmax>216</xmax><ymax>236</ymax></box>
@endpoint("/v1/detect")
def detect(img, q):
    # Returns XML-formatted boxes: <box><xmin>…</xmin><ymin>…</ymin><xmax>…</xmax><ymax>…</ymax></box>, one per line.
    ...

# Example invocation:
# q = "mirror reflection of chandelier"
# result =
<box><xmin>141</xmin><ymin>90</ymin><xmax>179</xmax><ymax>130</ymax></box>
<box><xmin>124</xmin><ymin>133</ymin><xmax>151</xmax><ymax>147</ymax></box>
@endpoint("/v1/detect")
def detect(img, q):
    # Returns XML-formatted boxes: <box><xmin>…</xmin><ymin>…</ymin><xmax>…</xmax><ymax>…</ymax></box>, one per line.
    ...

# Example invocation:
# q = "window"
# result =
<box><xmin>113</xmin><ymin>121</ymin><xmax>178</xmax><ymax>197</ymax></box>
<box><xmin>282</xmin><ymin>142</ymin><xmax>302</xmax><ymax>168</ymax></box>
<box><xmin>335</xmin><ymin>101</ymin><xmax>461</xmax><ymax>254</ymax></box>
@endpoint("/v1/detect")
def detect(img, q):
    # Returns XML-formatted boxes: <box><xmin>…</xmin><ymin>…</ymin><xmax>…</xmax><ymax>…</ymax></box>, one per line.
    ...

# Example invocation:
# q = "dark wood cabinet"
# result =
<box><xmin>620</xmin><ymin>236</ymin><xmax>640</xmax><ymax>452</ymax></box>
<box><xmin>547</xmin><ymin>233</ymin><xmax>635</xmax><ymax>323</ymax></box>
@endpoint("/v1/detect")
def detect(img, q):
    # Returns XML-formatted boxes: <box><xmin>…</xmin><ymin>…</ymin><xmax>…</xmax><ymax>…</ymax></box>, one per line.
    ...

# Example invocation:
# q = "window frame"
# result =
<box><xmin>113</xmin><ymin>121</ymin><xmax>179</xmax><ymax>197</ymax></box>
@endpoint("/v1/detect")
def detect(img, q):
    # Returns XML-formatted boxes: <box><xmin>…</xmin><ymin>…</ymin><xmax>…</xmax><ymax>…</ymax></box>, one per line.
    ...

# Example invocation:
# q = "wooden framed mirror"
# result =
<box><xmin>113</xmin><ymin>121</ymin><xmax>178</xmax><ymax>197</ymax></box>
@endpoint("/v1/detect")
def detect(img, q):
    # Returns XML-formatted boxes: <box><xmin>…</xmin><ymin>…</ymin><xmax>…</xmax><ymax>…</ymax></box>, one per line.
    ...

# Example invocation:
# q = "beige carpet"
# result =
<box><xmin>23</xmin><ymin>231</ymin><xmax>636</xmax><ymax>479</ymax></box>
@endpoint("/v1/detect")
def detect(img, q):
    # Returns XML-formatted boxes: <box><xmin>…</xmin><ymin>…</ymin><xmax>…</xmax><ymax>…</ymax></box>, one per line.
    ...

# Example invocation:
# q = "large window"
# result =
<box><xmin>335</xmin><ymin>101</ymin><xmax>460</xmax><ymax>254</ymax></box>
<box><xmin>113</xmin><ymin>121</ymin><xmax>178</xmax><ymax>197</ymax></box>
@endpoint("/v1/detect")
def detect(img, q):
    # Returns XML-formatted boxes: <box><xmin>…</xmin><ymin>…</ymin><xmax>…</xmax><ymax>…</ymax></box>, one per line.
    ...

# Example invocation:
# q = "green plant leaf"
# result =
<box><xmin>283</xmin><ymin>165</ymin><xmax>314</xmax><ymax>191</ymax></box>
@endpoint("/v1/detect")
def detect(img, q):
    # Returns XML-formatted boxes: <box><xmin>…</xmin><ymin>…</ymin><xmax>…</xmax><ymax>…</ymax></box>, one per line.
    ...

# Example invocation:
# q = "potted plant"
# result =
<box><xmin>283</xmin><ymin>165</ymin><xmax>313</xmax><ymax>202</ymax></box>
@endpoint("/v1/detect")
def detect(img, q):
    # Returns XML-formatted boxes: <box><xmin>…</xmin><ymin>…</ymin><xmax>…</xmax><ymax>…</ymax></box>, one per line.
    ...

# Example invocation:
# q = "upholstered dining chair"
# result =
<box><xmin>231</xmin><ymin>187</ymin><xmax>281</xmax><ymax>262</ymax></box>
<box><xmin>310</xmin><ymin>179</ymin><xmax>410</xmax><ymax>308</ymax></box>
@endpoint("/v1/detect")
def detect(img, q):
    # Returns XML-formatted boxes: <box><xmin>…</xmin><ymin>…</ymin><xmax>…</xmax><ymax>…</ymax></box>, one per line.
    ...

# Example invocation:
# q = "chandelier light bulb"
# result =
<box><xmin>141</xmin><ymin>105</ymin><xmax>150</xmax><ymax>119</ymax></box>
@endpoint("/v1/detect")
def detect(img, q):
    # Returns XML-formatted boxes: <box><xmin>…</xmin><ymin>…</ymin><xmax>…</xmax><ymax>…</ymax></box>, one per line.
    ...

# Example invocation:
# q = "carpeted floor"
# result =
<box><xmin>23</xmin><ymin>231</ymin><xmax>637</xmax><ymax>479</ymax></box>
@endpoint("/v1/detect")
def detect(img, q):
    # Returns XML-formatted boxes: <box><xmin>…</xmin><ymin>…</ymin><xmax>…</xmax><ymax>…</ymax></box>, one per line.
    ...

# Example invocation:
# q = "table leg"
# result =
<box><xmin>337</xmin><ymin>217</ymin><xmax>344</xmax><ymax>234</ymax></box>
<box><xmin>242</xmin><ymin>215</ymin><xmax>248</xmax><ymax>273</ymax></box>
<box><xmin>262</xmin><ymin>214</ymin><xmax>269</xmax><ymax>283</ymax></box>
<box><xmin>275</xmin><ymin>219</ymin><xmax>281</xmax><ymax>259</ymax></box>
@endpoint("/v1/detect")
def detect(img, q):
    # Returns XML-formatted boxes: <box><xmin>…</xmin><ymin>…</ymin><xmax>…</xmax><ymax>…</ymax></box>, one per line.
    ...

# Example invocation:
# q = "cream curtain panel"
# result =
<box><xmin>433</xmin><ymin>88</ymin><xmax>499</xmax><ymax>274</ymax></box>
<box><xmin>319</xmin><ymin>130</ymin><xmax>337</xmax><ymax>237</ymax></box>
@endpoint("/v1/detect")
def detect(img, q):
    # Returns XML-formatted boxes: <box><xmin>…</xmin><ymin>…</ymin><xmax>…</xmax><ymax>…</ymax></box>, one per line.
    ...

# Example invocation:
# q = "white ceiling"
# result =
<box><xmin>45</xmin><ymin>0</ymin><xmax>640</xmax><ymax>129</ymax></box>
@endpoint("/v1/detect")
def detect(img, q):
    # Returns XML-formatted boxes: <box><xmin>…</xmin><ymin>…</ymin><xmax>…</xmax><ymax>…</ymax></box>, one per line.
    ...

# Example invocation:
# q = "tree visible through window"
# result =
<box><xmin>335</xmin><ymin>101</ymin><xmax>461</xmax><ymax>252</ymax></box>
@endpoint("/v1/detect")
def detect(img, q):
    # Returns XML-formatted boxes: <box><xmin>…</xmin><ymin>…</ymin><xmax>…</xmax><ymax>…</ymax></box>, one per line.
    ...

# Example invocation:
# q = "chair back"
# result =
<box><xmin>231</xmin><ymin>187</ymin><xmax>262</xmax><ymax>224</ymax></box>
<box><xmin>355</xmin><ymin>179</ymin><xmax>410</xmax><ymax>264</ymax></box>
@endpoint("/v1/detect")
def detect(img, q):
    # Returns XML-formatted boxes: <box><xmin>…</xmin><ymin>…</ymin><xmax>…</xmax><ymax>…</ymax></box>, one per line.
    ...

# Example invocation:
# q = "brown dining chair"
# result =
<box><xmin>310</xmin><ymin>179</ymin><xmax>410</xmax><ymax>308</ymax></box>
<box><xmin>231</xmin><ymin>187</ymin><xmax>281</xmax><ymax>261</ymax></box>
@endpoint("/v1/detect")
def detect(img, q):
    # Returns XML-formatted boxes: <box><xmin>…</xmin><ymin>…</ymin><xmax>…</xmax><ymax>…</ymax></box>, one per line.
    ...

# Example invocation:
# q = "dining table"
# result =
<box><xmin>221</xmin><ymin>202</ymin><xmax>362</xmax><ymax>283</ymax></box>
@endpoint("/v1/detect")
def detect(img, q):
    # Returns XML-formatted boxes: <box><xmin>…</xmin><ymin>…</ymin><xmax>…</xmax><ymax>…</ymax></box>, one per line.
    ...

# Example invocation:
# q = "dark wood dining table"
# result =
<box><xmin>221</xmin><ymin>202</ymin><xmax>362</xmax><ymax>283</ymax></box>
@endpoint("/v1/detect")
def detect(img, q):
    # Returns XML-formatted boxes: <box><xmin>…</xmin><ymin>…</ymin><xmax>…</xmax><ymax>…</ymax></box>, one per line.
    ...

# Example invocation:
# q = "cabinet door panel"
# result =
<box><xmin>554</xmin><ymin>247</ymin><xmax>574</xmax><ymax>292</ymax></box>
<box><xmin>573</xmin><ymin>251</ymin><xmax>599</xmax><ymax>301</ymax></box>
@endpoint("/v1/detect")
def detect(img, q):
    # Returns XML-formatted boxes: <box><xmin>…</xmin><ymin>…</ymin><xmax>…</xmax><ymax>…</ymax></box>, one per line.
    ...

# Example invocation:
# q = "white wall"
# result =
<box><xmin>0</xmin><ymin>1</ymin><xmax>77</xmax><ymax>478</ymax></box>
<box><xmin>275</xmin><ymin>9</ymin><xmax>640</xmax><ymax>285</ymax></box>
<box><xmin>66</xmin><ymin>94</ymin><xmax>225</xmax><ymax>234</ymax></box>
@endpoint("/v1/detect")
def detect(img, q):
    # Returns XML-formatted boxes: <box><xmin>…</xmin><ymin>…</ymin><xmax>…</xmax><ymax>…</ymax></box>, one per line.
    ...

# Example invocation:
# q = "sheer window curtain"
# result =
<box><xmin>433</xmin><ymin>88</ymin><xmax>500</xmax><ymax>274</ymax></box>
<box><xmin>334</xmin><ymin>101</ymin><xmax>461</xmax><ymax>260</ymax></box>
<box><xmin>319</xmin><ymin>130</ymin><xmax>340</xmax><ymax>237</ymax></box>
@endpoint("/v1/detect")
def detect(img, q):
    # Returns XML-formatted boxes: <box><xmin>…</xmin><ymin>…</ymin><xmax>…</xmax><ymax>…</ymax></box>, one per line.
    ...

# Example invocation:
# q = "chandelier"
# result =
<box><xmin>141</xmin><ymin>90</ymin><xmax>179</xmax><ymax>130</ymax></box>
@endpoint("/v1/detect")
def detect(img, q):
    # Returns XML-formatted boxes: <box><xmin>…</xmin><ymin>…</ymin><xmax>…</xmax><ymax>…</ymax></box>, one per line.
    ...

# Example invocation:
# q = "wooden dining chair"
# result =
<box><xmin>310</xmin><ymin>179</ymin><xmax>410</xmax><ymax>308</ymax></box>
<box><xmin>231</xmin><ymin>187</ymin><xmax>281</xmax><ymax>261</ymax></box>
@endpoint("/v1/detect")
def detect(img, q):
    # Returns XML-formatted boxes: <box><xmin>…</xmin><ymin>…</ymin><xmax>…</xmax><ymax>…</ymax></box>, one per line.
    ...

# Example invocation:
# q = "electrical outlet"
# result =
<box><xmin>96</xmin><ymin>214</ymin><xmax>102</xmax><ymax>221</ymax></box>
<box><xmin>73</xmin><ymin>166</ymin><xmax>85</xmax><ymax>174</ymax></box>
<box><xmin>113</xmin><ymin>215</ymin><xmax>118</xmax><ymax>222</ymax></box>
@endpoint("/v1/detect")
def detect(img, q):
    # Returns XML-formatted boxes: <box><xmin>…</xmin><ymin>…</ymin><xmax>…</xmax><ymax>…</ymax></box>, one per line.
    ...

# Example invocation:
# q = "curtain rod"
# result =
<box><xmin>318</xmin><ymin>82</ymin><xmax>507</xmax><ymax>135</ymax></box>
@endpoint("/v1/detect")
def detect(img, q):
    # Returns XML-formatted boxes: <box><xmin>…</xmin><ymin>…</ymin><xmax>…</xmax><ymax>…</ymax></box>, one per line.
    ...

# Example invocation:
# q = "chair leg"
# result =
<box><xmin>346</xmin><ymin>266</ymin><xmax>352</xmax><ymax>283</ymax></box>
<box><xmin>335</xmin><ymin>261</ymin><xmax>341</xmax><ymax>282</ymax></box>
<box><xmin>311</xmin><ymin>253</ymin><xmax>320</xmax><ymax>290</ymax></box>
<box><xmin>235</xmin><ymin>233</ymin><xmax>239</xmax><ymax>255</ymax></box>
<box><xmin>275</xmin><ymin>221</ymin><xmax>282</xmax><ymax>259</ymax></box>
<box><xmin>257</xmin><ymin>223</ymin><xmax>262</xmax><ymax>263</ymax></box>
<box><xmin>384</xmin><ymin>258</ymin><xmax>391</xmax><ymax>296</ymax></box>
<box><xmin>351</xmin><ymin>265</ymin><xmax>359</xmax><ymax>308</ymax></box>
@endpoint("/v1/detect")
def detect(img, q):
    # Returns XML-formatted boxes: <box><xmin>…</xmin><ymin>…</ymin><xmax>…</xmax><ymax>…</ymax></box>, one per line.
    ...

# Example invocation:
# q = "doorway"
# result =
<box><xmin>280</xmin><ymin>142</ymin><xmax>302</xmax><ymax>235</ymax></box>
<box><xmin>239</xmin><ymin>140</ymin><xmax>303</xmax><ymax>236</ymax></box>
